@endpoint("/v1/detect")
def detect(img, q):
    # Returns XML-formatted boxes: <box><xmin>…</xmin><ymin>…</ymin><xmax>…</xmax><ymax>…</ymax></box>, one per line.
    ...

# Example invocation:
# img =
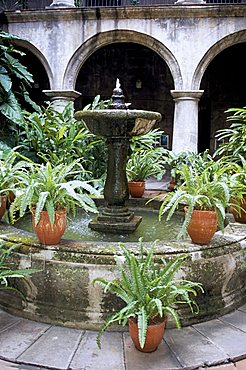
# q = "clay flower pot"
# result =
<box><xmin>32</xmin><ymin>209</ymin><xmax>67</xmax><ymax>245</ymax></box>
<box><xmin>185</xmin><ymin>208</ymin><xmax>218</xmax><ymax>245</ymax></box>
<box><xmin>128</xmin><ymin>181</ymin><xmax>145</xmax><ymax>198</ymax></box>
<box><xmin>230</xmin><ymin>196</ymin><xmax>246</xmax><ymax>224</ymax></box>
<box><xmin>0</xmin><ymin>195</ymin><xmax>7</xmax><ymax>220</ymax></box>
<box><xmin>128</xmin><ymin>316</ymin><xmax>166</xmax><ymax>353</ymax></box>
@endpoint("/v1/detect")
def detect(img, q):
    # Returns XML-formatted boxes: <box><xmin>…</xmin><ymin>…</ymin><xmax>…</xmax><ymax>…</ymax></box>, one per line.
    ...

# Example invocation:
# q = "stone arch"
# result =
<box><xmin>63</xmin><ymin>30</ymin><xmax>182</xmax><ymax>90</ymax></box>
<box><xmin>192</xmin><ymin>30</ymin><xmax>246</xmax><ymax>90</ymax></box>
<box><xmin>13</xmin><ymin>39</ymin><xmax>53</xmax><ymax>87</ymax></box>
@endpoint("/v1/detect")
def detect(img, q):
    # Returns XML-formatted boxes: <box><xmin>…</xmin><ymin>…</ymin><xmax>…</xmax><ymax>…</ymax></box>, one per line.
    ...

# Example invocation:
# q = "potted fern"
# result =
<box><xmin>229</xmin><ymin>158</ymin><xmax>246</xmax><ymax>223</ymax></box>
<box><xmin>126</xmin><ymin>148</ymin><xmax>165</xmax><ymax>197</ymax></box>
<box><xmin>93</xmin><ymin>239</ymin><xmax>203</xmax><ymax>352</ymax></box>
<box><xmin>0</xmin><ymin>148</ymin><xmax>29</xmax><ymax>219</ymax></box>
<box><xmin>9</xmin><ymin>160</ymin><xmax>99</xmax><ymax>245</ymax></box>
<box><xmin>158</xmin><ymin>162</ymin><xmax>230</xmax><ymax>245</ymax></box>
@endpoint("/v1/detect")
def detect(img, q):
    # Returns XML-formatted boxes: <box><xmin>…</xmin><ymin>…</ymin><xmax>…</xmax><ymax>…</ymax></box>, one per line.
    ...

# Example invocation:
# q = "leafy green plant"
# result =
<box><xmin>0</xmin><ymin>147</ymin><xmax>29</xmax><ymax>197</ymax></box>
<box><xmin>129</xmin><ymin>129</ymin><xmax>165</xmax><ymax>153</ymax></box>
<box><xmin>93</xmin><ymin>239</ymin><xmax>203</xmax><ymax>349</ymax></box>
<box><xmin>161</xmin><ymin>150</ymin><xmax>187</xmax><ymax>185</ymax></box>
<box><xmin>18</xmin><ymin>103</ymin><xmax>94</xmax><ymax>165</ymax></box>
<box><xmin>214</xmin><ymin>106</ymin><xmax>246</xmax><ymax>163</ymax></box>
<box><xmin>0</xmin><ymin>242</ymin><xmax>39</xmax><ymax>296</ymax></box>
<box><xmin>83</xmin><ymin>94</ymin><xmax>112</xmax><ymax>111</ymax></box>
<box><xmin>9</xmin><ymin>160</ymin><xmax>99</xmax><ymax>225</ymax></box>
<box><xmin>158</xmin><ymin>163</ymin><xmax>230</xmax><ymax>239</ymax></box>
<box><xmin>126</xmin><ymin>148</ymin><xmax>166</xmax><ymax>182</ymax></box>
<box><xmin>0</xmin><ymin>31</ymin><xmax>39</xmax><ymax>124</ymax></box>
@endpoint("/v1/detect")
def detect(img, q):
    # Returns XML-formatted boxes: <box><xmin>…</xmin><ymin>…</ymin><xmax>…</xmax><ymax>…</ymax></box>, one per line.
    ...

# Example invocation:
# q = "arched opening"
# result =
<box><xmin>75</xmin><ymin>42</ymin><xmax>174</xmax><ymax>148</ymax></box>
<box><xmin>15</xmin><ymin>46</ymin><xmax>50</xmax><ymax>106</ymax></box>
<box><xmin>199</xmin><ymin>42</ymin><xmax>246</xmax><ymax>153</ymax></box>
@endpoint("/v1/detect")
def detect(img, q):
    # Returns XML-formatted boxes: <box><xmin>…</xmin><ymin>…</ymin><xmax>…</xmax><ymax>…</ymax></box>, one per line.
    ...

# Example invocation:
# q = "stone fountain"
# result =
<box><xmin>0</xmin><ymin>80</ymin><xmax>244</xmax><ymax>332</ymax></box>
<box><xmin>74</xmin><ymin>79</ymin><xmax>161</xmax><ymax>233</ymax></box>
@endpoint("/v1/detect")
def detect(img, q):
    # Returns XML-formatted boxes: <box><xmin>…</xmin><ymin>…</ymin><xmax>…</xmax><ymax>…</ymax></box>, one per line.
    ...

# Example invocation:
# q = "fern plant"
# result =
<box><xmin>9</xmin><ymin>160</ymin><xmax>99</xmax><ymax>226</ymax></box>
<box><xmin>158</xmin><ymin>163</ymin><xmax>231</xmax><ymax>239</ymax></box>
<box><xmin>0</xmin><ymin>242</ymin><xmax>39</xmax><ymax>297</ymax></box>
<box><xmin>126</xmin><ymin>148</ymin><xmax>166</xmax><ymax>182</ymax></box>
<box><xmin>93</xmin><ymin>239</ymin><xmax>203</xmax><ymax>349</ymax></box>
<box><xmin>214</xmin><ymin>106</ymin><xmax>246</xmax><ymax>163</ymax></box>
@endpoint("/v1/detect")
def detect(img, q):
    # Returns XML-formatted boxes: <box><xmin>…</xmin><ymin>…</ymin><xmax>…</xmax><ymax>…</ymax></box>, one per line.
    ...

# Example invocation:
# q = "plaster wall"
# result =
<box><xmin>5</xmin><ymin>7</ymin><xmax>246</xmax><ymax>90</ymax></box>
<box><xmin>3</xmin><ymin>6</ymin><xmax>246</xmax><ymax>152</ymax></box>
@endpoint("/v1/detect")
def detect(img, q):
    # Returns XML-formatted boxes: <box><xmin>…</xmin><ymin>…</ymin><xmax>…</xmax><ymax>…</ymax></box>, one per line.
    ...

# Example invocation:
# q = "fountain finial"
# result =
<box><xmin>109</xmin><ymin>78</ymin><xmax>127</xmax><ymax>109</ymax></box>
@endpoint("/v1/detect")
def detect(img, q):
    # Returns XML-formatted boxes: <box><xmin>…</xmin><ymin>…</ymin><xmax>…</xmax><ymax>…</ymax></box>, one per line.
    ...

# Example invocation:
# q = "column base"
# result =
<box><xmin>89</xmin><ymin>206</ymin><xmax>142</xmax><ymax>233</ymax></box>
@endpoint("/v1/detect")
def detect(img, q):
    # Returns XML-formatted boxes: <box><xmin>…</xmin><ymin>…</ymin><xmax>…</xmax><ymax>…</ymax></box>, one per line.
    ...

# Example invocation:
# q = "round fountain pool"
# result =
<box><xmin>14</xmin><ymin>208</ymin><xmax>184</xmax><ymax>243</ymax></box>
<box><xmin>0</xmin><ymin>201</ymin><xmax>245</xmax><ymax>331</ymax></box>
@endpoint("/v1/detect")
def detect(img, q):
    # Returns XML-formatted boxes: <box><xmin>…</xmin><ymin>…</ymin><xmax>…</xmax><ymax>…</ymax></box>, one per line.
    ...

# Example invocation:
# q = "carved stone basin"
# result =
<box><xmin>74</xmin><ymin>110</ymin><xmax>161</xmax><ymax>138</ymax></box>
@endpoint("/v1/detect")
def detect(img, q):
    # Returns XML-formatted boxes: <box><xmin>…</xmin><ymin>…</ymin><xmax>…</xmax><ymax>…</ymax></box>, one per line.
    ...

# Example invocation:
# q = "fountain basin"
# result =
<box><xmin>0</xmin><ymin>202</ymin><xmax>245</xmax><ymax>331</ymax></box>
<box><xmin>74</xmin><ymin>109</ymin><xmax>161</xmax><ymax>138</ymax></box>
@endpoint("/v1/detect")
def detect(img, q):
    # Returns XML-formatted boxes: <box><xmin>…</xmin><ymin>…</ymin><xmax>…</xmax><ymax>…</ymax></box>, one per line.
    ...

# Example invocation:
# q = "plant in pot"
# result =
<box><xmin>126</xmin><ymin>148</ymin><xmax>165</xmax><ymax>198</ymax></box>
<box><xmin>229</xmin><ymin>158</ymin><xmax>246</xmax><ymax>223</ymax></box>
<box><xmin>214</xmin><ymin>106</ymin><xmax>246</xmax><ymax>164</ymax></box>
<box><xmin>161</xmin><ymin>150</ymin><xmax>188</xmax><ymax>191</ymax></box>
<box><xmin>157</xmin><ymin>162</ymin><xmax>230</xmax><ymax>245</ymax></box>
<box><xmin>9</xmin><ymin>160</ymin><xmax>99</xmax><ymax>245</ymax></box>
<box><xmin>93</xmin><ymin>239</ymin><xmax>203</xmax><ymax>352</ymax></box>
<box><xmin>0</xmin><ymin>148</ymin><xmax>29</xmax><ymax>219</ymax></box>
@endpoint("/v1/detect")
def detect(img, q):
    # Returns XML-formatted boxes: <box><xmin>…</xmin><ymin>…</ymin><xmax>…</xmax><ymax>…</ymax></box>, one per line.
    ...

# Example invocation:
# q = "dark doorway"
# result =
<box><xmin>199</xmin><ymin>42</ymin><xmax>246</xmax><ymax>153</ymax></box>
<box><xmin>75</xmin><ymin>42</ymin><xmax>174</xmax><ymax>148</ymax></box>
<box><xmin>14</xmin><ymin>46</ymin><xmax>50</xmax><ymax>107</ymax></box>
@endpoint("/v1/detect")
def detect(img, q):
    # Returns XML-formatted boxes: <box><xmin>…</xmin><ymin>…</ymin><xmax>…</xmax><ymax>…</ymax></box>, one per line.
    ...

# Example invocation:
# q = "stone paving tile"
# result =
<box><xmin>70</xmin><ymin>331</ymin><xmax>125</xmax><ymax>370</ymax></box>
<box><xmin>0</xmin><ymin>359</ymin><xmax>49</xmax><ymax>369</ymax></box>
<box><xmin>219</xmin><ymin>310</ymin><xmax>246</xmax><ymax>332</ymax></box>
<box><xmin>164</xmin><ymin>326</ymin><xmax>228</xmax><ymax>369</ymax></box>
<box><xmin>0</xmin><ymin>310</ymin><xmax>22</xmax><ymax>332</ymax></box>
<box><xmin>193</xmin><ymin>319</ymin><xmax>246</xmax><ymax>360</ymax></box>
<box><xmin>0</xmin><ymin>319</ymin><xmax>50</xmax><ymax>361</ymax></box>
<box><xmin>17</xmin><ymin>326</ymin><xmax>83</xmax><ymax>370</ymax></box>
<box><xmin>238</xmin><ymin>304</ymin><xmax>246</xmax><ymax>313</ymax></box>
<box><xmin>123</xmin><ymin>333</ymin><xmax>181</xmax><ymax>370</ymax></box>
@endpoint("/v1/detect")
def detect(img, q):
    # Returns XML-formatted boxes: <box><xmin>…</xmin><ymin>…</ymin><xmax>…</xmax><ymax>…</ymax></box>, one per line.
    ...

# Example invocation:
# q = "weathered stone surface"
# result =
<box><xmin>124</xmin><ymin>332</ymin><xmax>181</xmax><ymax>370</ymax></box>
<box><xmin>18</xmin><ymin>326</ymin><xmax>82</xmax><ymax>369</ymax></box>
<box><xmin>0</xmin><ymin>319</ymin><xmax>50</xmax><ymax>361</ymax></box>
<box><xmin>0</xmin><ymin>220</ymin><xmax>245</xmax><ymax>330</ymax></box>
<box><xmin>164</xmin><ymin>326</ymin><xmax>228</xmax><ymax>368</ymax></box>
<box><xmin>70</xmin><ymin>331</ymin><xmax>125</xmax><ymax>370</ymax></box>
<box><xmin>193</xmin><ymin>319</ymin><xmax>246</xmax><ymax>360</ymax></box>
<box><xmin>219</xmin><ymin>310</ymin><xmax>246</xmax><ymax>332</ymax></box>
<box><xmin>0</xmin><ymin>309</ymin><xmax>22</xmax><ymax>332</ymax></box>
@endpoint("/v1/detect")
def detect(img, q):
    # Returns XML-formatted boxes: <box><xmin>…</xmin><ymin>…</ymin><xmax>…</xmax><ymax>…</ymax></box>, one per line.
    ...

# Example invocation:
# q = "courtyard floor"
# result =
<box><xmin>0</xmin><ymin>305</ymin><xmax>246</xmax><ymax>370</ymax></box>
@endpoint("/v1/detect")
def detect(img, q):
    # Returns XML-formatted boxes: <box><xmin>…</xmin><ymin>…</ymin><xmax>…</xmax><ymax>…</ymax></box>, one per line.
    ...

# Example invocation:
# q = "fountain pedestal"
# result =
<box><xmin>75</xmin><ymin>80</ymin><xmax>161</xmax><ymax>233</ymax></box>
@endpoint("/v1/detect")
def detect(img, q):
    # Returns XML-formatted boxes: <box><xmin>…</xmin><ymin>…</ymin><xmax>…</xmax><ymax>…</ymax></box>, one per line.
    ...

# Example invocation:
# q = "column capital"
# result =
<box><xmin>43</xmin><ymin>90</ymin><xmax>81</xmax><ymax>101</ymax></box>
<box><xmin>49</xmin><ymin>0</ymin><xmax>75</xmax><ymax>8</ymax></box>
<box><xmin>171</xmin><ymin>90</ymin><xmax>204</xmax><ymax>101</ymax></box>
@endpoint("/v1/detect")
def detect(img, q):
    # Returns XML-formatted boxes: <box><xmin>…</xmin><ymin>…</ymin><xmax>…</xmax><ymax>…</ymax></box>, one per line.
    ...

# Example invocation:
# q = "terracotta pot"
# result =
<box><xmin>128</xmin><ymin>316</ymin><xmax>166</xmax><ymax>353</ymax></box>
<box><xmin>32</xmin><ymin>209</ymin><xmax>67</xmax><ymax>245</ymax></box>
<box><xmin>230</xmin><ymin>196</ymin><xmax>246</xmax><ymax>224</ymax></box>
<box><xmin>167</xmin><ymin>177</ymin><xmax>176</xmax><ymax>192</ymax></box>
<box><xmin>6</xmin><ymin>190</ymin><xmax>15</xmax><ymax>210</ymax></box>
<box><xmin>0</xmin><ymin>195</ymin><xmax>7</xmax><ymax>220</ymax></box>
<box><xmin>185</xmin><ymin>208</ymin><xmax>218</xmax><ymax>245</ymax></box>
<box><xmin>128</xmin><ymin>181</ymin><xmax>145</xmax><ymax>198</ymax></box>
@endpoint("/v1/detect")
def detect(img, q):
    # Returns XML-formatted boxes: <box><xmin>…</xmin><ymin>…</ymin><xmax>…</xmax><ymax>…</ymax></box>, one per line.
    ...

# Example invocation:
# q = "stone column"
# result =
<box><xmin>43</xmin><ymin>90</ymin><xmax>81</xmax><ymax>112</ymax></box>
<box><xmin>49</xmin><ymin>0</ymin><xmax>75</xmax><ymax>8</ymax></box>
<box><xmin>171</xmin><ymin>90</ymin><xmax>204</xmax><ymax>153</ymax></box>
